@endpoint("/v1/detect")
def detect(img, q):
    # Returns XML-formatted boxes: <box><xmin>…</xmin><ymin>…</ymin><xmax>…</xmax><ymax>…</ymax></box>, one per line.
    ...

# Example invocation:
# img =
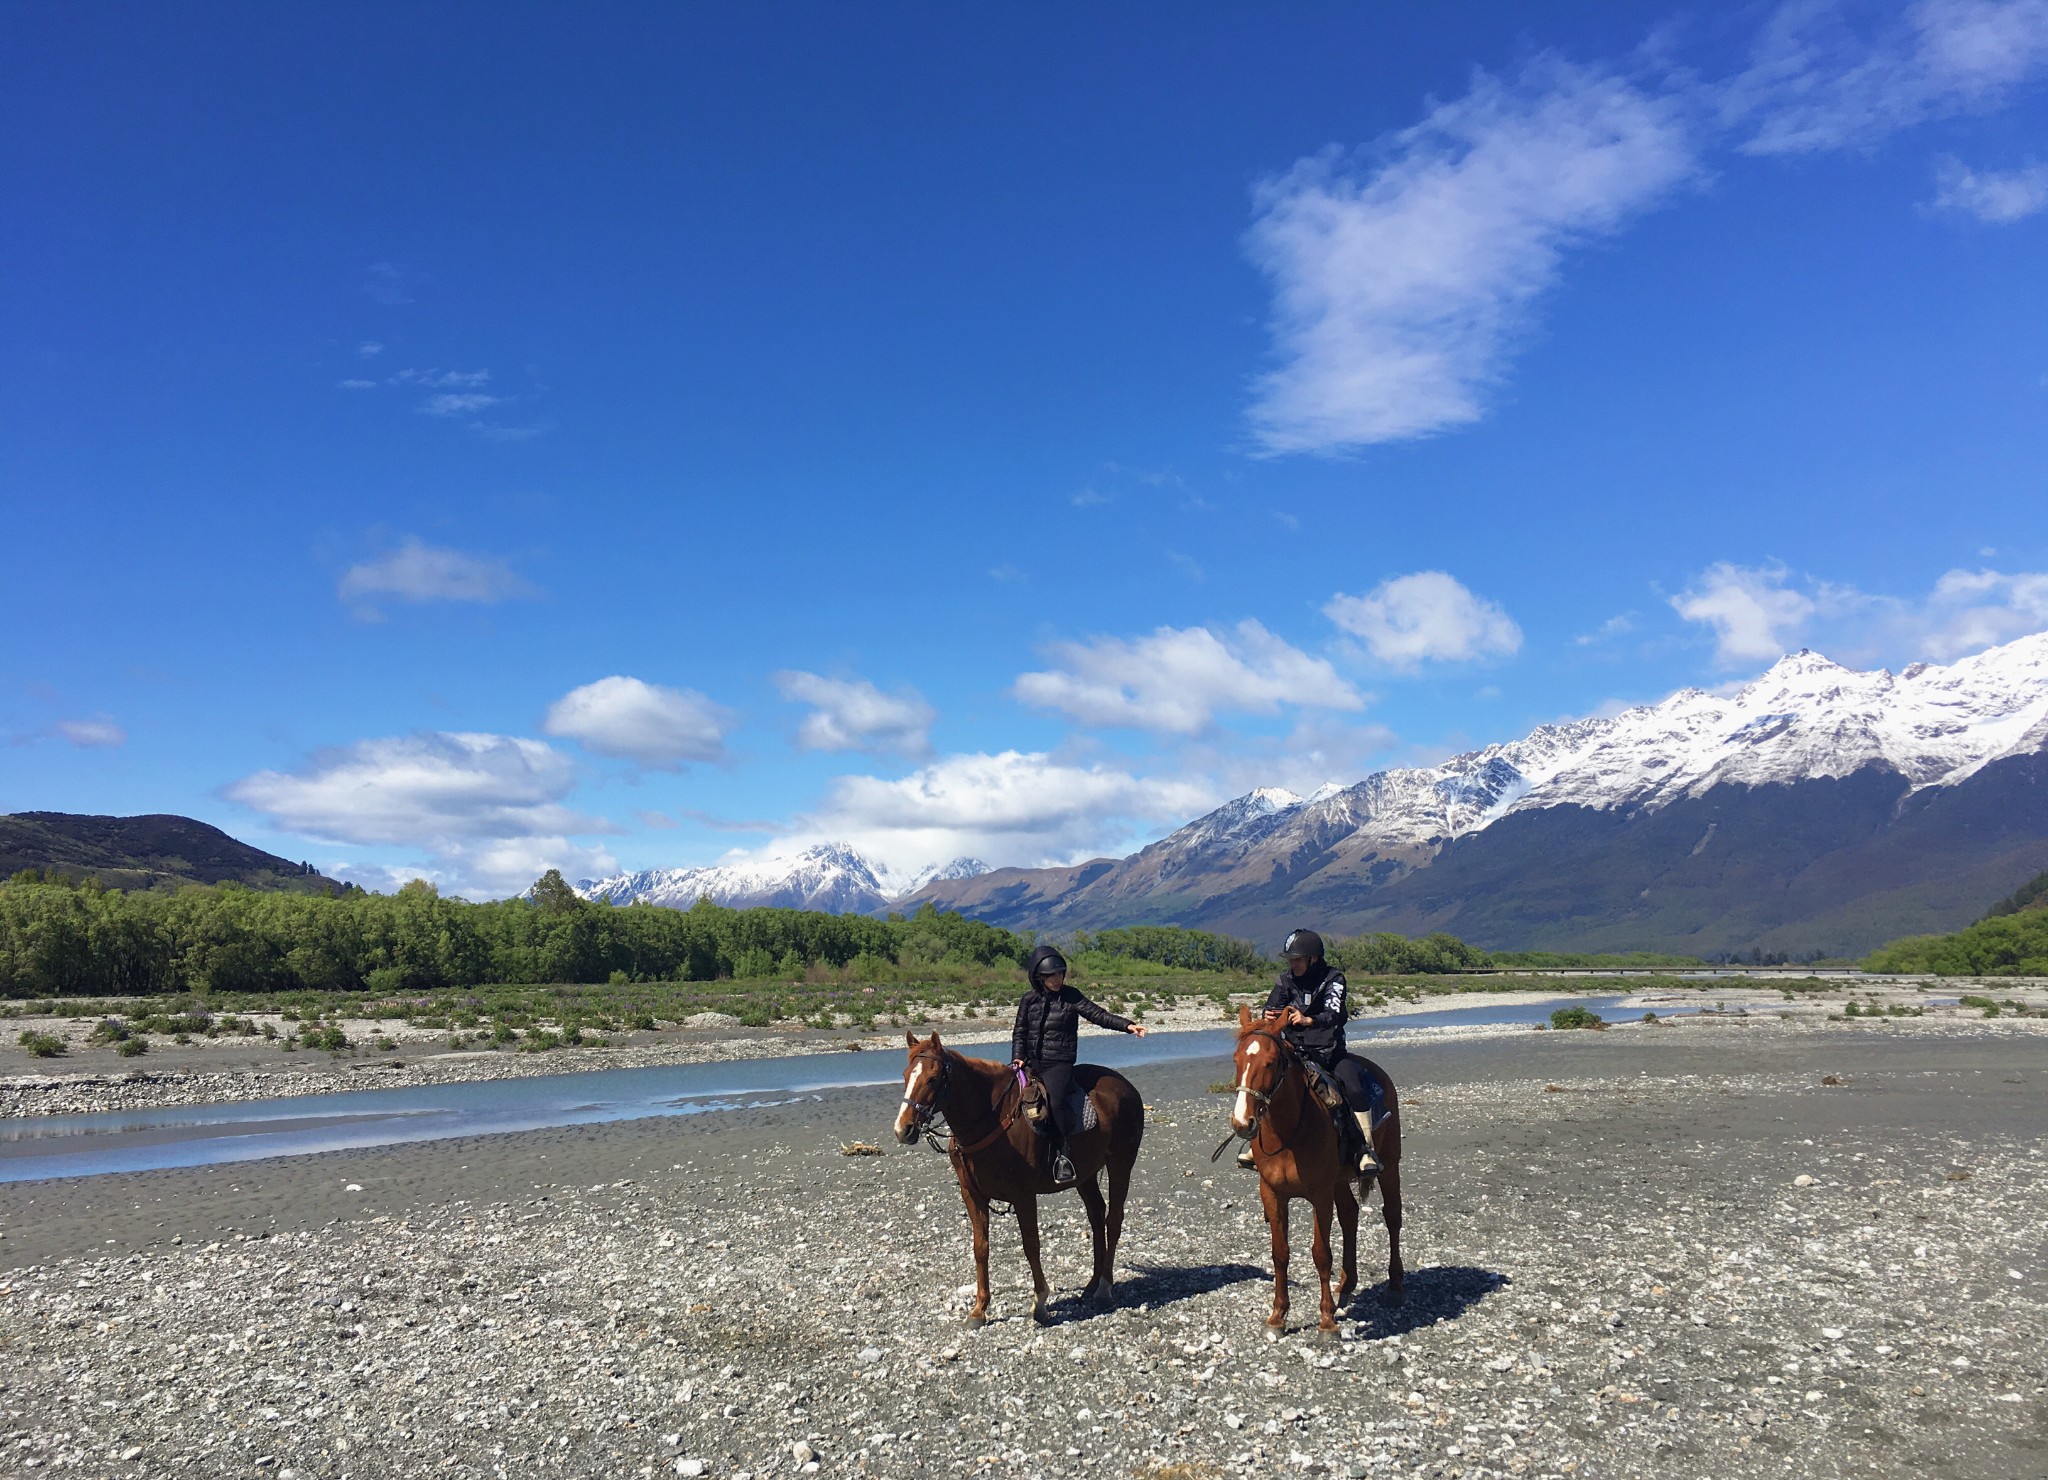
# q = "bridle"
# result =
<box><xmin>1211</xmin><ymin>1023</ymin><xmax>1294</xmax><ymax>1162</ymax></box>
<box><xmin>899</xmin><ymin>1046</ymin><xmax>953</xmax><ymax>1146</ymax></box>
<box><xmin>901</xmin><ymin>1046</ymin><xmax>1025</xmax><ymax>1158</ymax></box>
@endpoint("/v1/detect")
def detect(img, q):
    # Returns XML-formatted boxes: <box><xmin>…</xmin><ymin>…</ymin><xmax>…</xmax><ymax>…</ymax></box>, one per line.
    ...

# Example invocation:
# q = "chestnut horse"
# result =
<box><xmin>1227</xmin><ymin>1004</ymin><xmax>1404</xmax><ymax>1331</ymax></box>
<box><xmin>894</xmin><ymin>1032</ymin><xmax>1145</xmax><ymax>1324</ymax></box>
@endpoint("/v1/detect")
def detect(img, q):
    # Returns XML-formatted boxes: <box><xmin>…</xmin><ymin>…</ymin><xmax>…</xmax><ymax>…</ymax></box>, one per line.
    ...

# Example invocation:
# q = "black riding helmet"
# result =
<box><xmin>1025</xmin><ymin>944</ymin><xmax>1069</xmax><ymax>984</ymax></box>
<box><xmin>1281</xmin><ymin>928</ymin><xmax>1325</xmax><ymax>964</ymax></box>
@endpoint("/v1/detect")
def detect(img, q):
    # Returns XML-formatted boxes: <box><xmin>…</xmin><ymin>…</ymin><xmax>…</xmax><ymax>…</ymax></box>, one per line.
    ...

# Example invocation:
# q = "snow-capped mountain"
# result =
<box><xmin>909</xmin><ymin>631</ymin><xmax>2048</xmax><ymax>954</ymax></box>
<box><xmin>578</xmin><ymin>845</ymin><xmax>989</xmax><ymax>913</ymax></box>
<box><xmin>898</xmin><ymin>856</ymin><xmax>994</xmax><ymax>896</ymax></box>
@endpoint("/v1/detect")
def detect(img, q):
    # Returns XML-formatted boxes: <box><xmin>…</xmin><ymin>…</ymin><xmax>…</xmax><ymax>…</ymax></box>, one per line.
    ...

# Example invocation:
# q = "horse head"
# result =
<box><xmin>895</xmin><ymin>1031</ymin><xmax>949</xmax><ymax>1145</ymax></box>
<box><xmin>1230</xmin><ymin>1002</ymin><xmax>1292</xmax><ymax>1140</ymax></box>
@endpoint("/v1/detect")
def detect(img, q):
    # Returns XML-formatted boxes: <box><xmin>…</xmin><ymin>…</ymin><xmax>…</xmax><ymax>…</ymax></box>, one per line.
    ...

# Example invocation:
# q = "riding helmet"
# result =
<box><xmin>1281</xmin><ymin>928</ymin><xmax>1325</xmax><ymax>962</ymax></box>
<box><xmin>1025</xmin><ymin>944</ymin><xmax>1069</xmax><ymax>983</ymax></box>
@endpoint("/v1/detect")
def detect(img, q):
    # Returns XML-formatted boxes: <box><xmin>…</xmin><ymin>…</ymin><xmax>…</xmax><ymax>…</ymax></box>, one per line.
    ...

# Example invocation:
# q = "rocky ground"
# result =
<box><xmin>2</xmin><ymin>1017</ymin><xmax>2045</xmax><ymax>1478</ymax></box>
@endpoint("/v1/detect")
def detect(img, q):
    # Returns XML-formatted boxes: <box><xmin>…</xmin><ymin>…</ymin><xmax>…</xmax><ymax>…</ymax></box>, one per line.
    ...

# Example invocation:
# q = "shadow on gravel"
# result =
<box><xmin>1046</xmin><ymin>1262</ymin><xmax>1270</xmax><ymax>1323</ymax></box>
<box><xmin>1346</xmin><ymin>1265</ymin><xmax>1509</xmax><ymax>1340</ymax></box>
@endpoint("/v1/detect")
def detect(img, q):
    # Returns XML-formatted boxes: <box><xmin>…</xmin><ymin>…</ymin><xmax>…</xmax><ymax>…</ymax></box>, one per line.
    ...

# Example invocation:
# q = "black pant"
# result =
<box><xmin>1305</xmin><ymin>1046</ymin><xmax>1377</xmax><ymax>1117</ymax></box>
<box><xmin>1034</xmin><ymin>1061</ymin><xmax>1085</xmax><ymax>1139</ymax></box>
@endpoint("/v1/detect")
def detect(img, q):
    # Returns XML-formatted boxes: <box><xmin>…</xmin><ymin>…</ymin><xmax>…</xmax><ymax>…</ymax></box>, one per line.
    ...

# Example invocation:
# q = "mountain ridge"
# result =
<box><xmin>901</xmin><ymin>631</ymin><xmax>2048</xmax><ymax>952</ymax></box>
<box><xmin>0</xmin><ymin>812</ymin><xmax>344</xmax><ymax>895</ymax></box>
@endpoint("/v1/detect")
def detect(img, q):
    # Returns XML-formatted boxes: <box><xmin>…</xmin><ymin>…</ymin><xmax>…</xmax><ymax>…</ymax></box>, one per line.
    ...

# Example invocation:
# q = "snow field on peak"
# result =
<box><xmin>1155</xmin><ymin>629</ymin><xmax>2048</xmax><ymax>869</ymax></box>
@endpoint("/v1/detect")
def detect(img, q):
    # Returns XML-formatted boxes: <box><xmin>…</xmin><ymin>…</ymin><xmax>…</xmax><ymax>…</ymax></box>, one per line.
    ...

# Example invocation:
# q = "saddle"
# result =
<box><xmin>1017</xmin><ymin>1067</ymin><xmax>1098</xmax><ymax>1135</ymax></box>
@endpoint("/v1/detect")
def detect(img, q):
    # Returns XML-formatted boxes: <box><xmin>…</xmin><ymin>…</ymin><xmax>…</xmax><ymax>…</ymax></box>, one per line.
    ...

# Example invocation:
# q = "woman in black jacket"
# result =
<box><xmin>1011</xmin><ymin>944</ymin><xmax>1147</xmax><ymax>1183</ymax></box>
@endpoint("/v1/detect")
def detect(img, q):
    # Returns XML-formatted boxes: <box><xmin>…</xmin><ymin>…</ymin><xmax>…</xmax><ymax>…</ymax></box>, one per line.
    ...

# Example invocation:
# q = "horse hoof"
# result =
<box><xmin>1265</xmin><ymin>1314</ymin><xmax>1286</xmax><ymax>1330</ymax></box>
<box><xmin>1378</xmin><ymin>1286</ymin><xmax>1406</xmax><ymax>1309</ymax></box>
<box><xmin>965</xmin><ymin>1313</ymin><xmax>987</xmax><ymax>1328</ymax></box>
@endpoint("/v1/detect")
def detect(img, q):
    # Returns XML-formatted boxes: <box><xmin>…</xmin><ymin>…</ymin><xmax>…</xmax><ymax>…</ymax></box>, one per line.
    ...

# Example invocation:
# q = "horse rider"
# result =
<box><xmin>1238</xmin><ymin>927</ymin><xmax>1382</xmax><ymax>1178</ymax></box>
<box><xmin>1010</xmin><ymin>944</ymin><xmax>1148</xmax><ymax>1184</ymax></box>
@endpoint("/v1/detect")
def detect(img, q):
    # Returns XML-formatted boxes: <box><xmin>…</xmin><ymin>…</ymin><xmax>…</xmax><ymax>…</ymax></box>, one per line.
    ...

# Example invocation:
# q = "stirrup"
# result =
<box><xmin>1052</xmin><ymin>1150</ymin><xmax>1077</xmax><ymax>1184</ymax></box>
<box><xmin>1235</xmin><ymin>1145</ymin><xmax>1256</xmax><ymax>1169</ymax></box>
<box><xmin>1357</xmin><ymin>1149</ymin><xmax>1381</xmax><ymax>1177</ymax></box>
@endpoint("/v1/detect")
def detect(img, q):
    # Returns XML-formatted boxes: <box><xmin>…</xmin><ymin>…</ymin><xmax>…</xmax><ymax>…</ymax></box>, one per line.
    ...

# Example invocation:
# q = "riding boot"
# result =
<box><xmin>1353</xmin><ymin>1111</ymin><xmax>1381</xmax><ymax>1176</ymax></box>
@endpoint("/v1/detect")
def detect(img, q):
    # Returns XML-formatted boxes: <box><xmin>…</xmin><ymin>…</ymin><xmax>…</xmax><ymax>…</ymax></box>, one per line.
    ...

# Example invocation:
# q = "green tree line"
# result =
<box><xmin>2</xmin><ymin>864</ymin><xmax>1698</xmax><ymax>998</ymax></box>
<box><xmin>1864</xmin><ymin>908</ymin><xmax>2048</xmax><ymax>976</ymax></box>
<box><xmin>0</xmin><ymin>869</ymin><xmax>1033</xmax><ymax>998</ymax></box>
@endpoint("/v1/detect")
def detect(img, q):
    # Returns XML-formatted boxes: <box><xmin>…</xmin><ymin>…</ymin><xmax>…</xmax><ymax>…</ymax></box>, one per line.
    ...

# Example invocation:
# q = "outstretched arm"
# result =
<box><xmin>1010</xmin><ymin>997</ymin><xmax>1031</xmax><ymax>1064</ymax></box>
<box><xmin>1075</xmin><ymin>995</ymin><xmax>1135</xmax><ymax>1035</ymax></box>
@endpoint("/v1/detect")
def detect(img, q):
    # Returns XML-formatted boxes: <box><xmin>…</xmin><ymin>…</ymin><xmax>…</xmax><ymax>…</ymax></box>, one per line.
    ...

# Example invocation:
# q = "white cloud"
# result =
<box><xmin>1671</xmin><ymin>560</ymin><xmax>2048</xmax><ymax>666</ymax></box>
<box><xmin>54</xmin><ymin>717</ymin><xmax>125</xmax><ymax>748</ymax></box>
<box><xmin>337</xmin><ymin>378</ymin><xmax>378</xmax><ymax>390</ymax></box>
<box><xmin>357</xmin><ymin>341</ymin><xmax>384</xmax><ymax>359</ymax></box>
<box><xmin>392</xmin><ymin>368</ymin><xmax>492</xmax><ymax>388</ymax></box>
<box><xmin>1574</xmin><ymin>612</ymin><xmax>1638</xmax><ymax>646</ymax></box>
<box><xmin>1734</xmin><ymin>0</ymin><xmax>2048</xmax><ymax>155</ymax></box>
<box><xmin>542</xmin><ymin>676</ymin><xmax>733</xmax><ymax>769</ymax></box>
<box><xmin>784</xmin><ymin>750</ymin><xmax>1217</xmax><ymax>876</ymax></box>
<box><xmin>1014</xmin><ymin>620</ymin><xmax>1364</xmax><ymax>735</ymax></box>
<box><xmin>1325</xmin><ymin>571</ymin><xmax>1524</xmax><ymax>667</ymax></box>
<box><xmin>338</xmin><ymin>538</ymin><xmax>536</xmax><ymax>610</ymax></box>
<box><xmin>1244</xmin><ymin>55</ymin><xmax>1698</xmax><ymax>452</ymax></box>
<box><xmin>227</xmin><ymin>731</ymin><xmax>615</xmax><ymax>896</ymax></box>
<box><xmin>1914</xmin><ymin>567</ymin><xmax>2048</xmax><ymax>655</ymax></box>
<box><xmin>420</xmin><ymin>392</ymin><xmax>503</xmax><ymax>417</ymax></box>
<box><xmin>1930</xmin><ymin>155</ymin><xmax>2048</xmax><ymax>221</ymax></box>
<box><xmin>1669</xmin><ymin>562</ymin><xmax>1817</xmax><ymax>665</ymax></box>
<box><xmin>773</xmin><ymin>671</ymin><xmax>935</xmax><ymax>758</ymax></box>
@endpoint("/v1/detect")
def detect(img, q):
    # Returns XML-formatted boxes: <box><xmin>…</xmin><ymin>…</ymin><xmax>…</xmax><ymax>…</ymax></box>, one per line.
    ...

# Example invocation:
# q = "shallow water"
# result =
<box><xmin>0</xmin><ymin>993</ymin><xmax>1648</xmax><ymax>1182</ymax></box>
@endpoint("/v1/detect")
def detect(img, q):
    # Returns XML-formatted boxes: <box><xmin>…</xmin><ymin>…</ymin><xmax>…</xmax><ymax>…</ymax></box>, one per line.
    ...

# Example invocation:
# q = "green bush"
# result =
<box><xmin>17</xmin><ymin>1029</ymin><xmax>65</xmax><ymax>1057</ymax></box>
<box><xmin>86</xmin><ymin>1016</ymin><xmax>130</xmax><ymax>1044</ymax></box>
<box><xmin>1548</xmin><ymin>1005</ymin><xmax>1606</xmax><ymax>1031</ymax></box>
<box><xmin>115</xmin><ymin>1035</ymin><xmax>148</xmax><ymax>1057</ymax></box>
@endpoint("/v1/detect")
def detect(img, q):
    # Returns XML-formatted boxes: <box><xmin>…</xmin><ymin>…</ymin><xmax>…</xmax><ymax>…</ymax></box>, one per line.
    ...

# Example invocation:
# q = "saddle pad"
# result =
<box><xmin>1078</xmin><ymin>1095</ymin><xmax>1098</xmax><ymax>1133</ymax></box>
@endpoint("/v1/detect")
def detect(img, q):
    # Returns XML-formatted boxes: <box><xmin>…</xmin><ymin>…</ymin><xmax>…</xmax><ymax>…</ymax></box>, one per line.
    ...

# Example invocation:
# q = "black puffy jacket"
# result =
<box><xmin>1263</xmin><ymin>961</ymin><xmax>1349</xmax><ymax>1060</ymax></box>
<box><xmin>1011</xmin><ymin>985</ymin><xmax>1132</xmax><ymax>1067</ymax></box>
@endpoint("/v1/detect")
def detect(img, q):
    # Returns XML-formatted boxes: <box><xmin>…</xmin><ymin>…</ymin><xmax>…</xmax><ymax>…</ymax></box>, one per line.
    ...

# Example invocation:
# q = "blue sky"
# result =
<box><xmin>5</xmin><ymin>1</ymin><xmax>2047</xmax><ymax>895</ymax></box>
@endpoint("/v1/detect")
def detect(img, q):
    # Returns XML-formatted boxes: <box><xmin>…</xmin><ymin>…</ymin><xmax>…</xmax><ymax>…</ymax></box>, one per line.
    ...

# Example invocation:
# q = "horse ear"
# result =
<box><xmin>1237</xmin><ymin>1002</ymin><xmax>1254</xmax><ymax>1031</ymax></box>
<box><xmin>929</xmin><ymin>1031</ymin><xmax>944</xmax><ymax>1049</ymax></box>
<box><xmin>905</xmin><ymin>1031</ymin><xmax>918</xmax><ymax>1048</ymax></box>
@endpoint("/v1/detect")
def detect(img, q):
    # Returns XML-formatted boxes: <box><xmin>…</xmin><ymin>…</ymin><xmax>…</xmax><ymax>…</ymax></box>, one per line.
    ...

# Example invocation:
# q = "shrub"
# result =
<box><xmin>87</xmin><ymin>1017</ymin><xmax>131</xmax><ymax>1045</ymax></box>
<box><xmin>115</xmin><ymin>1035</ymin><xmax>148</xmax><ymax>1057</ymax></box>
<box><xmin>18</xmin><ymin>1030</ymin><xmax>65</xmax><ymax>1057</ymax></box>
<box><xmin>1549</xmin><ymin>1005</ymin><xmax>1606</xmax><ymax>1031</ymax></box>
<box><xmin>304</xmin><ymin>1026</ymin><xmax>350</xmax><ymax>1051</ymax></box>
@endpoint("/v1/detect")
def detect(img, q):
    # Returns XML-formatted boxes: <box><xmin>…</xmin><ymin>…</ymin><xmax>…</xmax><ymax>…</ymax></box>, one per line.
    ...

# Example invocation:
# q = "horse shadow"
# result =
<box><xmin>1343</xmin><ymin>1264</ymin><xmax>1509</xmax><ymax>1339</ymax></box>
<box><xmin>1041</xmin><ymin>1261</ymin><xmax>1269</xmax><ymax>1323</ymax></box>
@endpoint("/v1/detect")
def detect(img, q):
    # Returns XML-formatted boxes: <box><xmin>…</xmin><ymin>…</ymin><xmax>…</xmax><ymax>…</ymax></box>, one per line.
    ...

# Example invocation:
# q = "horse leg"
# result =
<box><xmin>1334</xmin><ymin>1180</ymin><xmax>1360</xmax><ymax>1306</ymax></box>
<box><xmin>1075</xmin><ymin>1174</ymin><xmax>1112</xmax><ymax>1304</ymax></box>
<box><xmin>959</xmin><ymin>1178</ymin><xmax>993</xmax><ymax>1326</ymax></box>
<box><xmin>1015</xmin><ymin>1194</ymin><xmax>1053</xmax><ymax>1323</ymax></box>
<box><xmin>1260</xmin><ymin>1181</ymin><xmax>1290</xmax><ymax>1329</ymax></box>
<box><xmin>1310</xmin><ymin>1192</ymin><xmax>1339</xmax><ymax>1333</ymax></box>
<box><xmin>1101</xmin><ymin>1150</ymin><xmax>1134</xmax><ymax>1301</ymax></box>
<box><xmin>1378</xmin><ymin>1153</ymin><xmax>1406</xmax><ymax>1305</ymax></box>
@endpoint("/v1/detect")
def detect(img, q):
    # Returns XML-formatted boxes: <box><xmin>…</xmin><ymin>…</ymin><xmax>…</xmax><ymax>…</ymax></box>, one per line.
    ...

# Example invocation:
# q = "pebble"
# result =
<box><xmin>2</xmin><ymin>1044</ymin><xmax>2041</xmax><ymax>1478</ymax></box>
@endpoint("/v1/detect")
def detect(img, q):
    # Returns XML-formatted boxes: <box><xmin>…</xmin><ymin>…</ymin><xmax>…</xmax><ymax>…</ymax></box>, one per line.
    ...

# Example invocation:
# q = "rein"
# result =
<box><xmin>1213</xmin><ymin>1026</ymin><xmax>1301</xmax><ymax>1162</ymax></box>
<box><xmin>902</xmin><ymin>1050</ymin><xmax>1022</xmax><ymax>1158</ymax></box>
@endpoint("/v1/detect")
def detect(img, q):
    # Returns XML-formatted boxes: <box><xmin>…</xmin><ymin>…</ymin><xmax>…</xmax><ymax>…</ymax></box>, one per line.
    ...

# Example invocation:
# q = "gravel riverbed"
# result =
<box><xmin>2</xmin><ymin>1017</ymin><xmax>2044</xmax><ymax>1479</ymax></box>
